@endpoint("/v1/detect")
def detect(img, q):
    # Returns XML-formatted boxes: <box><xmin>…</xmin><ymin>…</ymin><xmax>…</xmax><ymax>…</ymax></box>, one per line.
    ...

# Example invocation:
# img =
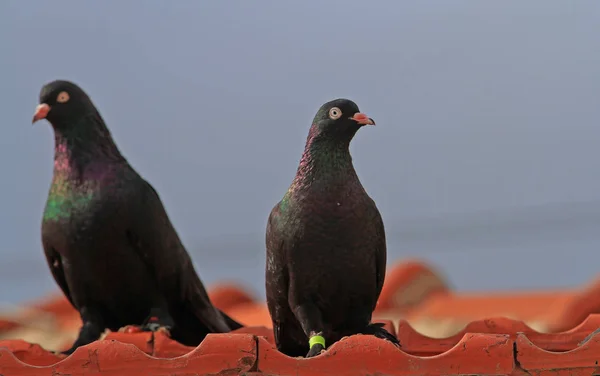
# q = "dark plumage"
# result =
<box><xmin>265</xmin><ymin>98</ymin><xmax>399</xmax><ymax>358</ymax></box>
<box><xmin>32</xmin><ymin>80</ymin><xmax>242</xmax><ymax>354</ymax></box>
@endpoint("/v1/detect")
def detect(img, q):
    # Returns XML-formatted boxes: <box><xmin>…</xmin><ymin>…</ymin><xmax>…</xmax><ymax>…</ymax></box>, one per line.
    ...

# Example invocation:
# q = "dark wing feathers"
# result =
<box><xmin>370</xmin><ymin>201</ymin><xmax>387</xmax><ymax>309</ymax></box>
<box><xmin>265</xmin><ymin>203</ymin><xmax>297</xmax><ymax>348</ymax></box>
<box><xmin>125</xmin><ymin>177</ymin><xmax>233</xmax><ymax>332</ymax></box>
<box><xmin>218</xmin><ymin>309</ymin><xmax>244</xmax><ymax>330</ymax></box>
<box><xmin>42</xmin><ymin>244</ymin><xmax>75</xmax><ymax>307</ymax></box>
<box><xmin>264</xmin><ymin>202</ymin><xmax>293</xmax><ymax>318</ymax></box>
<box><xmin>265</xmin><ymin>203</ymin><xmax>289</xmax><ymax>301</ymax></box>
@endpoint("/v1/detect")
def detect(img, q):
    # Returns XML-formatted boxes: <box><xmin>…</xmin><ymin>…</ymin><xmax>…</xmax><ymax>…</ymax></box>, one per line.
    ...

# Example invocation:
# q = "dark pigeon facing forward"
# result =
<box><xmin>32</xmin><ymin>80</ymin><xmax>242</xmax><ymax>354</ymax></box>
<box><xmin>265</xmin><ymin>99</ymin><xmax>400</xmax><ymax>358</ymax></box>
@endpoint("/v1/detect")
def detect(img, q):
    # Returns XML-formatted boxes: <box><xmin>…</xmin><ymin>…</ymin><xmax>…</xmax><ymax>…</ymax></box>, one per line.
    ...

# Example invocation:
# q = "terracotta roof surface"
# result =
<box><xmin>1</xmin><ymin>259</ymin><xmax>599</xmax><ymax>375</ymax></box>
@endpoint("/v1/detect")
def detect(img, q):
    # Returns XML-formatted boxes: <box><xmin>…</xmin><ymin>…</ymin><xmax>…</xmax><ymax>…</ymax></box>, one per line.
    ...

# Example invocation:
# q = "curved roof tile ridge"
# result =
<box><xmin>1</xmin><ymin>259</ymin><xmax>600</xmax><ymax>375</ymax></box>
<box><xmin>397</xmin><ymin>314</ymin><xmax>600</xmax><ymax>355</ymax></box>
<box><xmin>515</xmin><ymin>331</ymin><xmax>600</xmax><ymax>376</ymax></box>
<box><xmin>255</xmin><ymin>333</ymin><xmax>514</xmax><ymax>376</ymax></box>
<box><xmin>376</xmin><ymin>259</ymin><xmax>450</xmax><ymax>312</ymax></box>
<box><xmin>0</xmin><ymin>333</ymin><xmax>258</xmax><ymax>375</ymax></box>
<box><xmin>1</xmin><ymin>317</ymin><xmax>599</xmax><ymax>374</ymax></box>
<box><xmin>549</xmin><ymin>276</ymin><xmax>600</xmax><ymax>332</ymax></box>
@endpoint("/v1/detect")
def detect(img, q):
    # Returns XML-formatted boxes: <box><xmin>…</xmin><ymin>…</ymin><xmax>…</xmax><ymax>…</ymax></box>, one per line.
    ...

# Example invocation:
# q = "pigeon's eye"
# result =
<box><xmin>329</xmin><ymin>107</ymin><xmax>342</xmax><ymax>120</ymax></box>
<box><xmin>56</xmin><ymin>91</ymin><xmax>70</xmax><ymax>103</ymax></box>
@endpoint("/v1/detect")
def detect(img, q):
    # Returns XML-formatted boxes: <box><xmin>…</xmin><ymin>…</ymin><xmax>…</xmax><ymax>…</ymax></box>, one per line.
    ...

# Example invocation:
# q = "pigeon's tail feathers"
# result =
<box><xmin>361</xmin><ymin>323</ymin><xmax>400</xmax><ymax>346</ymax></box>
<box><xmin>169</xmin><ymin>306</ymin><xmax>236</xmax><ymax>347</ymax></box>
<box><xmin>219</xmin><ymin>309</ymin><xmax>244</xmax><ymax>330</ymax></box>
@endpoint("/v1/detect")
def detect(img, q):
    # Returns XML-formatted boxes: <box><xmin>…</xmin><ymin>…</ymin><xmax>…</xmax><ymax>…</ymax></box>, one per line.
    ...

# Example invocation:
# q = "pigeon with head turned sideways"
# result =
<box><xmin>265</xmin><ymin>98</ymin><xmax>399</xmax><ymax>358</ymax></box>
<box><xmin>32</xmin><ymin>80</ymin><xmax>242</xmax><ymax>355</ymax></box>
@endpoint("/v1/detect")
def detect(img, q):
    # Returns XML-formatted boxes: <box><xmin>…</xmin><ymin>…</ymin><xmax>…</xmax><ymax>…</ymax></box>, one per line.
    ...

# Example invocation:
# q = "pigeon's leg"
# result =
<box><xmin>273</xmin><ymin>320</ymin><xmax>309</xmax><ymax>357</ymax></box>
<box><xmin>141</xmin><ymin>306</ymin><xmax>175</xmax><ymax>336</ymax></box>
<box><xmin>61</xmin><ymin>308</ymin><xmax>104</xmax><ymax>355</ymax></box>
<box><xmin>293</xmin><ymin>303</ymin><xmax>327</xmax><ymax>358</ymax></box>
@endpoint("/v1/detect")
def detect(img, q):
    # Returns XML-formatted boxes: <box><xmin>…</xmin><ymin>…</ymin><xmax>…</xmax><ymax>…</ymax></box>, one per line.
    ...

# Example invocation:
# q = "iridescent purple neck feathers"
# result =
<box><xmin>51</xmin><ymin>111</ymin><xmax>125</xmax><ymax>177</ymax></box>
<box><xmin>289</xmin><ymin>124</ymin><xmax>359</xmax><ymax>194</ymax></box>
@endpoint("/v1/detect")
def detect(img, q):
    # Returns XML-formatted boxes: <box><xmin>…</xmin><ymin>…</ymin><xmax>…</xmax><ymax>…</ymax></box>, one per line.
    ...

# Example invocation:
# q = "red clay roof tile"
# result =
<box><xmin>207</xmin><ymin>283</ymin><xmax>256</xmax><ymax>312</ymax></box>
<box><xmin>2</xmin><ymin>329</ymin><xmax>600</xmax><ymax>375</ymax></box>
<box><xmin>0</xmin><ymin>334</ymin><xmax>257</xmax><ymax>375</ymax></box>
<box><xmin>376</xmin><ymin>259</ymin><xmax>449</xmax><ymax>312</ymax></box>
<box><xmin>397</xmin><ymin>315</ymin><xmax>600</xmax><ymax>356</ymax></box>
<box><xmin>0</xmin><ymin>321</ymin><xmax>19</xmax><ymax>333</ymax></box>
<box><xmin>376</xmin><ymin>261</ymin><xmax>600</xmax><ymax>335</ymax></box>
<box><xmin>515</xmin><ymin>332</ymin><xmax>600</xmax><ymax>376</ymax></box>
<box><xmin>255</xmin><ymin>333</ymin><xmax>515</xmax><ymax>376</ymax></box>
<box><xmin>0</xmin><ymin>340</ymin><xmax>62</xmax><ymax>366</ymax></box>
<box><xmin>1</xmin><ymin>259</ymin><xmax>599</xmax><ymax>375</ymax></box>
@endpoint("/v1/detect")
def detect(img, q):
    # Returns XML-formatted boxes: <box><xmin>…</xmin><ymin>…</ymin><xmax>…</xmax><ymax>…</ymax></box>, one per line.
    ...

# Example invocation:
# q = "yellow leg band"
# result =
<box><xmin>309</xmin><ymin>335</ymin><xmax>326</xmax><ymax>349</ymax></box>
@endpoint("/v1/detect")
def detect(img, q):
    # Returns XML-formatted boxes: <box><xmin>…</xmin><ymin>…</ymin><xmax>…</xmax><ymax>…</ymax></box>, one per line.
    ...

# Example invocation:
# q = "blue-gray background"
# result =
<box><xmin>1</xmin><ymin>1</ymin><xmax>599</xmax><ymax>304</ymax></box>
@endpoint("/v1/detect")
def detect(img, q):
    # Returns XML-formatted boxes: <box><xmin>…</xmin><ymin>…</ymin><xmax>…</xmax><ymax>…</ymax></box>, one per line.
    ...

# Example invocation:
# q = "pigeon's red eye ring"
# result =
<box><xmin>57</xmin><ymin>91</ymin><xmax>70</xmax><ymax>103</ymax></box>
<box><xmin>329</xmin><ymin>107</ymin><xmax>342</xmax><ymax>120</ymax></box>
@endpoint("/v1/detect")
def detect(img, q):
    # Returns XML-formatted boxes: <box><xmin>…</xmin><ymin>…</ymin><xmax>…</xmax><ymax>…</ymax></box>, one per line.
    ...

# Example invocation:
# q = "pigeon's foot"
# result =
<box><xmin>117</xmin><ymin>322</ymin><xmax>172</xmax><ymax>337</ymax></box>
<box><xmin>140</xmin><ymin>311</ymin><xmax>173</xmax><ymax>337</ymax></box>
<box><xmin>62</xmin><ymin>319</ymin><xmax>105</xmax><ymax>355</ymax></box>
<box><xmin>141</xmin><ymin>307</ymin><xmax>175</xmax><ymax>333</ymax></box>
<box><xmin>60</xmin><ymin>347</ymin><xmax>76</xmax><ymax>356</ymax></box>
<box><xmin>156</xmin><ymin>325</ymin><xmax>172</xmax><ymax>337</ymax></box>
<box><xmin>141</xmin><ymin>321</ymin><xmax>172</xmax><ymax>337</ymax></box>
<box><xmin>52</xmin><ymin>350</ymin><xmax>67</xmax><ymax>357</ymax></box>
<box><xmin>118</xmin><ymin>325</ymin><xmax>144</xmax><ymax>333</ymax></box>
<box><xmin>361</xmin><ymin>323</ymin><xmax>401</xmax><ymax>347</ymax></box>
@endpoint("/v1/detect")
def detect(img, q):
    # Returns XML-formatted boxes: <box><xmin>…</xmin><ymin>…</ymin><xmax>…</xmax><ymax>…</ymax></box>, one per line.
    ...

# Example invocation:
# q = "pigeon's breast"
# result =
<box><xmin>43</xmin><ymin>178</ymin><xmax>102</xmax><ymax>223</ymax></box>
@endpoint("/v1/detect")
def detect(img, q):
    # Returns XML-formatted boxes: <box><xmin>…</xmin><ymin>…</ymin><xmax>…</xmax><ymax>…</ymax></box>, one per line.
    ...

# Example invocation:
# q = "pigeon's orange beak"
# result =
<box><xmin>351</xmin><ymin>112</ymin><xmax>375</xmax><ymax>126</ymax></box>
<box><xmin>32</xmin><ymin>103</ymin><xmax>50</xmax><ymax>124</ymax></box>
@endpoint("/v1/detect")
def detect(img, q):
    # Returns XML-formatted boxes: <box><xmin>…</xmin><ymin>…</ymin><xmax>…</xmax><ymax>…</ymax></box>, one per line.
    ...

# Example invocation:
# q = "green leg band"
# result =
<box><xmin>309</xmin><ymin>334</ymin><xmax>326</xmax><ymax>349</ymax></box>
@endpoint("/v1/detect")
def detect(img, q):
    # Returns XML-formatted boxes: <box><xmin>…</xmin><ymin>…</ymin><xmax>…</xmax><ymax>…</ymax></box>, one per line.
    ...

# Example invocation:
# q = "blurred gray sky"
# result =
<box><xmin>1</xmin><ymin>1</ymin><xmax>599</xmax><ymax>303</ymax></box>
